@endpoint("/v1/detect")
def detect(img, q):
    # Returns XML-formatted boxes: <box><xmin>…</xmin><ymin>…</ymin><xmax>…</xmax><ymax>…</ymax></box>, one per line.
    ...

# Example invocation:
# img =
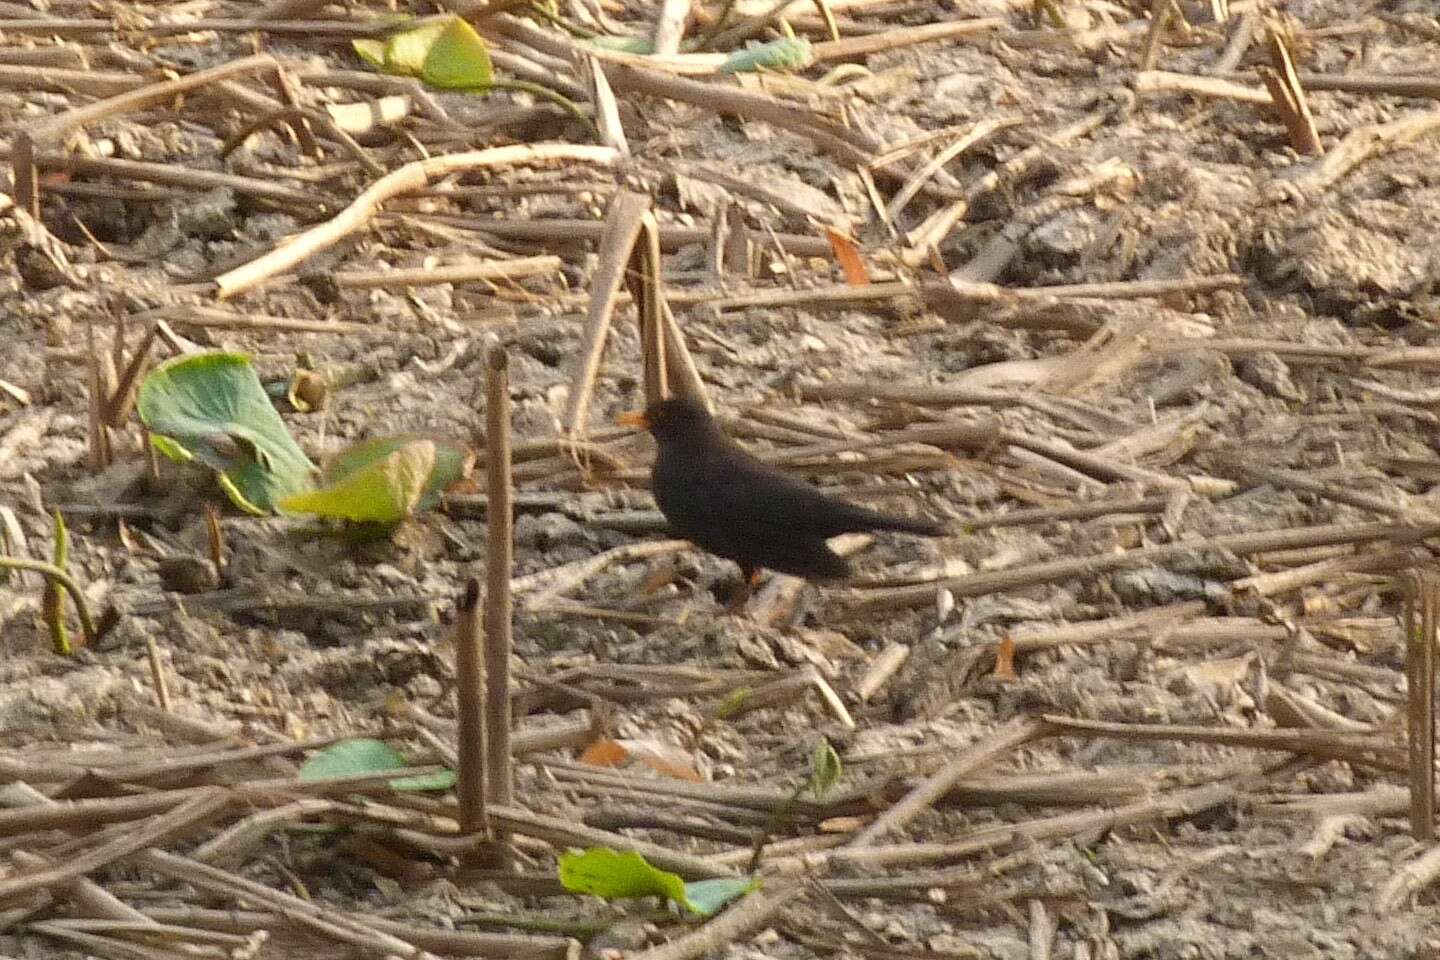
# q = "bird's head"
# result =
<box><xmin>617</xmin><ymin>396</ymin><xmax>713</xmax><ymax>443</ymax></box>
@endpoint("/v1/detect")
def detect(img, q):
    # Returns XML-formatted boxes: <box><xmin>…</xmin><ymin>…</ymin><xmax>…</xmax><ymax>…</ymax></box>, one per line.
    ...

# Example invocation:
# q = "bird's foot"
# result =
<box><xmin>724</xmin><ymin>567</ymin><xmax>766</xmax><ymax>614</ymax></box>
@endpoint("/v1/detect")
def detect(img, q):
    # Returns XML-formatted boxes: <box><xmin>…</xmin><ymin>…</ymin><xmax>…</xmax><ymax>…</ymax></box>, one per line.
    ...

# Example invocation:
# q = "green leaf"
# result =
<box><xmin>383</xmin><ymin>18</ymin><xmax>450</xmax><ymax>76</ymax></box>
<box><xmin>560</xmin><ymin>848</ymin><xmax>687</xmax><ymax>905</ymax></box>
<box><xmin>718</xmin><ymin>37</ymin><xmax>814</xmax><ymax>74</ymax></box>
<box><xmin>810</xmin><ymin>738</ymin><xmax>842</xmax><ymax>798</ymax></box>
<box><xmin>137</xmin><ymin>351</ymin><xmax>316</xmax><ymax>515</ymax></box>
<box><xmin>51</xmin><ymin>509</ymin><xmax>68</xmax><ymax>570</ymax></box>
<box><xmin>361</xmin><ymin>16</ymin><xmax>493</xmax><ymax>90</ymax></box>
<box><xmin>682</xmin><ymin>877</ymin><xmax>760</xmax><ymax>916</ymax></box>
<box><xmin>279</xmin><ymin>435</ymin><xmax>472</xmax><ymax>523</ymax></box>
<box><xmin>44</xmin><ymin>509</ymin><xmax>70</xmax><ymax>656</ymax></box>
<box><xmin>558</xmin><ymin>848</ymin><xmax>756</xmax><ymax>917</ymax></box>
<box><xmin>420</xmin><ymin>17</ymin><xmax>493</xmax><ymax>89</ymax></box>
<box><xmin>712</xmin><ymin>687</ymin><xmax>753</xmax><ymax>720</ymax></box>
<box><xmin>585</xmin><ymin>35</ymin><xmax>654</xmax><ymax>54</ymax></box>
<box><xmin>353</xmin><ymin>38</ymin><xmax>387</xmax><ymax>69</ymax></box>
<box><xmin>299</xmin><ymin>738</ymin><xmax>456</xmax><ymax>792</ymax></box>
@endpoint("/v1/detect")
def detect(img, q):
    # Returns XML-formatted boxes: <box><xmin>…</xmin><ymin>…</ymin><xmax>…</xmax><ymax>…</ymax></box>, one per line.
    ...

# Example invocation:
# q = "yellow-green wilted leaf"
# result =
<box><xmin>421</xmin><ymin>17</ymin><xmax>493</xmax><ymax>89</ymax></box>
<box><xmin>279</xmin><ymin>439</ymin><xmax>437</xmax><ymax>523</ymax></box>
<box><xmin>353</xmin><ymin>38</ymin><xmax>387</xmax><ymax>69</ymax></box>
<box><xmin>718</xmin><ymin>37</ymin><xmax>814</xmax><ymax>74</ymax></box>
<box><xmin>810</xmin><ymin>738</ymin><xmax>842</xmax><ymax>798</ymax></box>
<box><xmin>559</xmin><ymin>848</ymin><xmax>756</xmax><ymax>917</ymax></box>
<box><xmin>383</xmin><ymin>18</ymin><xmax>450</xmax><ymax>76</ymax></box>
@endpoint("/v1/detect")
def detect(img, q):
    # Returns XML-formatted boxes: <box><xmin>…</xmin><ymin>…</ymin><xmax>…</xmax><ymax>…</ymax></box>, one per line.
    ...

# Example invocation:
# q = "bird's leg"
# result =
<box><xmin>726</xmin><ymin>565</ymin><xmax>765</xmax><ymax>613</ymax></box>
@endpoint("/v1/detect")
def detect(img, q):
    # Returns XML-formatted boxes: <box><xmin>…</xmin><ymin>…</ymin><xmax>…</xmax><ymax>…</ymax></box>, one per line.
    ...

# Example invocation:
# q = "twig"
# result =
<box><xmin>333</xmin><ymin>254</ymin><xmax>562</xmax><ymax>289</ymax></box>
<box><xmin>1211</xmin><ymin>459</ymin><xmax>1409</xmax><ymax>517</ymax></box>
<box><xmin>514</xmin><ymin>540</ymin><xmax>692</xmax><ymax>604</ymax></box>
<box><xmin>1209</xmin><ymin>8</ymin><xmax>1258</xmax><ymax>73</ymax></box>
<box><xmin>485</xmin><ymin>348</ymin><xmax>515</xmax><ymax>828</ymax></box>
<box><xmin>628</xmin><ymin>883</ymin><xmax>805</xmax><ymax>960</ymax></box>
<box><xmin>817</xmin><ymin>781</ymin><xmax>1238</xmax><ymax>873</ymax></box>
<box><xmin>31</xmin><ymin>54</ymin><xmax>280</xmax><ymax>144</ymax></box>
<box><xmin>886</xmin><ymin>117</ymin><xmax>1018</xmax><ymax>221</ymax></box>
<box><xmin>1043</xmin><ymin>715</ymin><xmax>1406</xmax><ymax>771</ymax></box>
<box><xmin>21</xmin><ymin>150</ymin><xmax>325</xmax><ymax>207</ymax></box>
<box><xmin>454</xmin><ymin>580</ymin><xmax>487</xmax><ymax>837</ymax></box>
<box><xmin>0</xmin><ymin>789</ymin><xmax>230</xmax><ymax>904</ymax></box>
<box><xmin>850</xmin><ymin>717</ymin><xmax>1053</xmax><ymax>847</ymax></box>
<box><xmin>1266</xmin><ymin>109</ymin><xmax>1440</xmax><ymax>201</ymax></box>
<box><xmin>214</xmin><ymin>143</ymin><xmax>619</xmax><ymax>298</ymax></box>
<box><xmin>1134</xmin><ymin>69</ymin><xmax>1273</xmax><ymax>105</ymax></box>
<box><xmin>482</xmin><ymin>804</ymin><xmax>736</xmax><ymax>879</ymax></box>
<box><xmin>136</xmin><ymin>850</ymin><xmax>441</xmax><ymax>959</ymax></box>
<box><xmin>416</xmin><ymin>213</ymin><xmax>833</xmax><ymax>256</ymax></box>
<box><xmin>810</xmin><ymin>17</ymin><xmax>1005</xmax><ymax>60</ymax></box>
<box><xmin>1378</xmin><ymin>843</ymin><xmax>1440</xmax><ymax>912</ymax></box>
<box><xmin>840</xmin><ymin>520</ymin><xmax>1440</xmax><ymax>613</ymax></box>
<box><xmin>855</xmin><ymin>642</ymin><xmax>910</xmax><ymax>703</ymax></box>
<box><xmin>604</xmin><ymin>63</ymin><xmax>876</xmax><ymax>165</ymax></box>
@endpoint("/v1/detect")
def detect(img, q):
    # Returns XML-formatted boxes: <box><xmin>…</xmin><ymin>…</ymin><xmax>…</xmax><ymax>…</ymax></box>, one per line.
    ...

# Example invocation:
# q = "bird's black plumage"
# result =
<box><xmin>631</xmin><ymin>397</ymin><xmax>944</xmax><ymax>583</ymax></box>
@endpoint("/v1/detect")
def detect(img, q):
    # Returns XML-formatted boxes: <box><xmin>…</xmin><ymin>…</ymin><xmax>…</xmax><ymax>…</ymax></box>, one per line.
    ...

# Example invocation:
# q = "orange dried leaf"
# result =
<box><xmin>634</xmin><ymin>754</ymin><xmax>705</xmax><ymax>782</ymax></box>
<box><xmin>994</xmin><ymin>636</ymin><xmax>1018</xmax><ymax>681</ymax></box>
<box><xmin>580</xmin><ymin>739</ymin><xmax>631</xmax><ymax>768</ymax></box>
<box><xmin>825</xmin><ymin>226</ymin><xmax>870</xmax><ymax>286</ymax></box>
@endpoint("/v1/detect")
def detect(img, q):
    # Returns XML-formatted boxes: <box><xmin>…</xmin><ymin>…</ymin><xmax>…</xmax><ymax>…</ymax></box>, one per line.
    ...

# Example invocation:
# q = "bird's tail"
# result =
<box><xmin>831</xmin><ymin>503</ymin><xmax>946</xmax><ymax>538</ymax></box>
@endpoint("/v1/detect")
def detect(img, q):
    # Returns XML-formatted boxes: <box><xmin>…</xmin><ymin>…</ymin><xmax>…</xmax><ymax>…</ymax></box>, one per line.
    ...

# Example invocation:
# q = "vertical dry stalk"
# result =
<box><xmin>629</xmin><ymin>211</ymin><xmax>668</xmax><ymax>407</ymax></box>
<box><xmin>562</xmin><ymin>190</ymin><xmax>652</xmax><ymax>436</ymax></box>
<box><xmin>85</xmin><ymin>321</ymin><xmax>113</xmax><ymax>471</ymax></box>
<box><xmin>12</xmin><ymin>132</ymin><xmax>38</xmax><ymax>218</ymax></box>
<box><xmin>1405</xmin><ymin>572</ymin><xmax>1437</xmax><ymax>840</ymax></box>
<box><xmin>146</xmin><ymin>636</ymin><xmax>171</xmax><ymax>712</ymax></box>
<box><xmin>1138</xmin><ymin>0</ymin><xmax>1173</xmax><ymax>72</ymax></box>
<box><xmin>204</xmin><ymin>504</ymin><xmax>225</xmax><ymax>581</ymax></box>
<box><xmin>454</xmin><ymin>578</ymin><xmax>487</xmax><ymax>836</ymax></box>
<box><xmin>484</xmin><ymin>348</ymin><xmax>514</xmax><ymax>819</ymax></box>
<box><xmin>660</xmin><ymin>302</ymin><xmax>713</xmax><ymax>412</ymax></box>
<box><xmin>1261</xmin><ymin>23</ymin><xmax>1323</xmax><ymax>156</ymax></box>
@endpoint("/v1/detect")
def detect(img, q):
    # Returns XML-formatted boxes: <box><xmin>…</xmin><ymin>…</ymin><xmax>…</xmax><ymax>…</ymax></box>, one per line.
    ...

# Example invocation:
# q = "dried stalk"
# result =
<box><xmin>485</xmin><ymin>348</ymin><xmax>515</xmax><ymax>823</ymax></box>
<box><xmin>455</xmin><ymin>579</ymin><xmax>487</xmax><ymax>837</ymax></box>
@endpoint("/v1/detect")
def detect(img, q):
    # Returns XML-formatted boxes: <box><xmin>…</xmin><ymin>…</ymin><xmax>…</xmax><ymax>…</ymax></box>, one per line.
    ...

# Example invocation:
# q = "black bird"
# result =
<box><xmin>620</xmin><ymin>397</ymin><xmax>944</xmax><ymax>599</ymax></box>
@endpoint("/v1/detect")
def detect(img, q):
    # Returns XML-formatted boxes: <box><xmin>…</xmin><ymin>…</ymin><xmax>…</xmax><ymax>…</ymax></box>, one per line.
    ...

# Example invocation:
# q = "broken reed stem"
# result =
<box><xmin>562</xmin><ymin>189</ymin><xmax>651</xmax><ymax>435</ymax></box>
<box><xmin>1261</xmin><ymin>23</ymin><xmax>1323</xmax><ymax>156</ymax></box>
<box><xmin>851</xmin><ymin>717</ymin><xmax>1055</xmax><ymax>847</ymax></box>
<box><xmin>1405</xmin><ymin>572</ymin><xmax>1438</xmax><ymax>840</ymax></box>
<box><xmin>660</xmin><ymin>302</ymin><xmax>713</xmax><ymax>412</ymax></box>
<box><xmin>454</xmin><ymin>578</ymin><xmax>487</xmax><ymax>837</ymax></box>
<box><xmin>631</xmin><ymin>210</ymin><xmax>668</xmax><ymax>406</ymax></box>
<box><xmin>485</xmin><ymin>348</ymin><xmax>515</xmax><ymax>819</ymax></box>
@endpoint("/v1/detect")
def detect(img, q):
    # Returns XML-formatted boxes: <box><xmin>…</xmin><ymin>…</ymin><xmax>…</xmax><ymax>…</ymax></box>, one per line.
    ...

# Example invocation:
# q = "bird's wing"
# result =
<box><xmin>698</xmin><ymin>443</ymin><xmax>898</xmax><ymax>539</ymax></box>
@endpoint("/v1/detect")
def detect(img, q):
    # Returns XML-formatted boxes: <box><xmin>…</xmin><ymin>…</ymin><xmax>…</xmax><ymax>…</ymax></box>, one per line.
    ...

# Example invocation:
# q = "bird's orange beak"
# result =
<box><xmin>616</xmin><ymin>410</ymin><xmax>649</xmax><ymax>430</ymax></box>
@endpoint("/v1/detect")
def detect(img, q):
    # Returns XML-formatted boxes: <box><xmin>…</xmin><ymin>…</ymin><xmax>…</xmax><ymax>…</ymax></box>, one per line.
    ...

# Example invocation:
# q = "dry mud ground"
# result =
<box><xmin>3</xmin><ymin>0</ymin><xmax>1440</xmax><ymax>957</ymax></box>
